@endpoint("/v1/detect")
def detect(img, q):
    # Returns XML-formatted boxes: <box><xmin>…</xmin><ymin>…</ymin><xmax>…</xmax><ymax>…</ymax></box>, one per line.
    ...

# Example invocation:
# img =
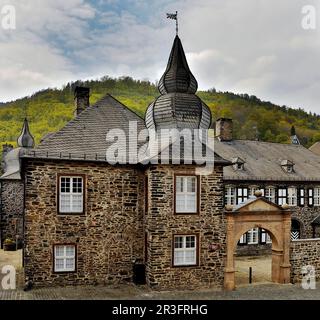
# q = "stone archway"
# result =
<box><xmin>224</xmin><ymin>196</ymin><xmax>292</xmax><ymax>290</ymax></box>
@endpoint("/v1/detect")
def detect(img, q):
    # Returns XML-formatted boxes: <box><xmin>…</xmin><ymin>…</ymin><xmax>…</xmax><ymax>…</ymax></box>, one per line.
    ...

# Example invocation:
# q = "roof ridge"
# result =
<box><xmin>222</xmin><ymin>138</ymin><xmax>308</xmax><ymax>149</ymax></box>
<box><xmin>103</xmin><ymin>93</ymin><xmax>144</xmax><ymax>121</ymax></box>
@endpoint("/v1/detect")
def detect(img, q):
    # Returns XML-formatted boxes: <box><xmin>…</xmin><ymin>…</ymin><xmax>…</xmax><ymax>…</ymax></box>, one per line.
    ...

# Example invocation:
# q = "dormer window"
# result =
<box><xmin>232</xmin><ymin>157</ymin><xmax>245</xmax><ymax>171</ymax></box>
<box><xmin>281</xmin><ymin>160</ymin><xmax>295</xmax><ymax>173</ymax></box>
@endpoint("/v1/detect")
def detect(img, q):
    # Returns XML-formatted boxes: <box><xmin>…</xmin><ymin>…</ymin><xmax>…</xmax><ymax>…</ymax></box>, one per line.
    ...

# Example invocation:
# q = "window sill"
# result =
<box><xmin>53</xmin><ymin>270</ymin><xmax>77</xmax><ymax>274</ymax></box>
<box><xmin>174</xmin><ymin>212</ymin><xmax>199</xmax><ymax>215</ymax></box>
<box><xmin>172</xmin><ymin>264</ymin><xmax>199</xmax><ymax>268</ymax></box>
<box><xmin>57</xmin><ymin>212</ymin><xmax>85</xmax><ymax>216</ymax></box>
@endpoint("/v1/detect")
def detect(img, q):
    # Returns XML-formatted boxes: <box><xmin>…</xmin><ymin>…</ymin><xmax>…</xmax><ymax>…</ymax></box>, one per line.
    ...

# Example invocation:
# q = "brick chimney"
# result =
<box><xmin>74</xmin><ymin>86</ymin><xmax>90</xmax><ymax>116</ymax></box>
<box><xmin>216</xmin><ymin>118</ymin><xmax>233</xmax><ymax>142</ymax></box>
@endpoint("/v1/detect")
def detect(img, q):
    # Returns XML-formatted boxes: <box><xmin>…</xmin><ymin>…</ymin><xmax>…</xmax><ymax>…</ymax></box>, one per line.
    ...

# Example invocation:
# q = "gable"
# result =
<box><xmin>237</xmin><ymin>198</ymin><xmax>283</xmax><ymax>212</ymax></box>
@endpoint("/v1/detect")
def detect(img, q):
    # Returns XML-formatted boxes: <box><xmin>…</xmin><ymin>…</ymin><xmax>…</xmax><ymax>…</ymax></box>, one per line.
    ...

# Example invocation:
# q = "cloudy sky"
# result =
<box><xmin>0</xmin><ymin>0</ymin><xmax>320</xmax><ymax>113</ymax></box>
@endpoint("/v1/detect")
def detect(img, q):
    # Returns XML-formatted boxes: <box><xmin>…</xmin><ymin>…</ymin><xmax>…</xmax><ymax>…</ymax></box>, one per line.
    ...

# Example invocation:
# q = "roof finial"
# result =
<box><xmin>167</xmin><ymin>11</ymin><xmax>178</xmax><ymax>36</ymax></box>
<box><xmin>17</xmin><ymin>118</ymin><xmax>35</xmax><ymax>148</ymax></box>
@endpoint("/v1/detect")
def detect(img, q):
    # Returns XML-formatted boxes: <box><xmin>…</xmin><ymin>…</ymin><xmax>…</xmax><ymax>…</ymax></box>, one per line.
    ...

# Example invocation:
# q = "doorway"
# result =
<box><xmin>224</xmin><ymin>196</ymin><xmax>292</xmax><ymax>290</ymax></box>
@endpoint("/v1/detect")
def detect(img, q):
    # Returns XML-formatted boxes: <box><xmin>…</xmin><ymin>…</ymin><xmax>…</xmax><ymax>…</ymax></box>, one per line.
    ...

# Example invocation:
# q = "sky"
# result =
<box><xmin>0</xmin><ymin>0</ymin><xmax>320</xmax><ymax>114</ymax></box>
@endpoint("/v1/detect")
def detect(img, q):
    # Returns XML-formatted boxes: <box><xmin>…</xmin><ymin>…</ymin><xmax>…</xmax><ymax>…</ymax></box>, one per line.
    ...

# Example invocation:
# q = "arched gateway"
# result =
<box><xmin>224</xmin><ymin>194</ymin><xmax>292</xmax><ymax>290</ymax></box>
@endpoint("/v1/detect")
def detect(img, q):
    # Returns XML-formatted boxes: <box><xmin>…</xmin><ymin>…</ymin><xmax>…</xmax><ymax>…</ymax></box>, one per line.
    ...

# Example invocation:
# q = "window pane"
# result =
<box><xmin>174</xmin><ymin>251</ymin><xmax>184</xmax><ymax>265</ymax></box>
<box><xmin>55</xmin><ymin>246</ymin><xmax>65</xmax><ymax>257</ymax></box>
<box><xmin>66</xmin><ymin>246</ymin><xmax>75</xmax><ymax>257</ymax></box>
<box><xmin>174</xmin><ymin>237</ymin><xmax>183</xmax><ymax>248</ymax></box>
<box><xmin>60</xmin><ymin>194</ymin><xmax>72</xmax><ymax>212</ymax></box>
<box><xmin>176</xmin><ymin>194</ymin><xmax>185</xmax><ymax>212</ymax></box>
<box><xmin>66</xmin><ymin>258</ymin><xmax>75</xmax><ymax>270</ymax></box>
<box><xmin>185</xmin><ymin>250</ymin><xmax>196</xmax><ymax>264</ymax></box>
<box><xmin>186</xmin><ymin>194</ymin><xmax>196</xmax><ymax>212</ymax></box>
<box><xmin>187</xmin><ymin>177</ymin><xmax>196</xmax><ymax>193</ymax></box>
<box><xmin>176</xmin><ymin>177</ymin><xmax>183</xmax><ymax>193</ymax></box>
<box><xmin>186</xmin><ymin>236</ymin><xmax>196</xmax><ymax>248</ymax></box>
<box><xmin>55</xmin><ymin>258</ymin><xmax>64</xmax><ymax>271</ymax></box>
<box><xmin>61</xmin><ymin>177</ymin><xmax>70</xmax><ymax>193</ymax></box>
<box><xmin>72</xmin><ymin>194</ymin><xmax>83</xmax><ymax>212</ymax></box>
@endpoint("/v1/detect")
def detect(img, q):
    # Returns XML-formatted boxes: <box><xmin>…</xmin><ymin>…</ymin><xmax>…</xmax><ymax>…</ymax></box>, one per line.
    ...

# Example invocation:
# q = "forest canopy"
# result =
<box><xmin>1</xmin><ymin>75</ymin><xmax>320</xmax><ymax>150</ymax></box>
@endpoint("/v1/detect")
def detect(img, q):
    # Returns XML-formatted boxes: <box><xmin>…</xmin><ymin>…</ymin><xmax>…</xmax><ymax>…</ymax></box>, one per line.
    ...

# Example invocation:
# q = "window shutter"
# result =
<box><xmin>298</xmin><ymin>188</ymin><xmax>305</xmax><ymax>207</ymax></box>
<box><xmin>244</xmin><ymin>188</ymin><xmax>249</xmax><ymax>201</ymax></box>
<box><xmin>308</xmin><ymin>188</ymin><xmax>314</xmax><ymax>207</ymax></box>
<box><xmin>275</xmin><ymin>187</ymin><xmax>279</xmax><ymax>205</ymax></box>
<box><xmin>285</xmin><ymin>187</ymin><xmax>288</xmax><ymax>204</ymax></box>
<box><xmin>239</xmin><ymin>233</ymin><xmax>247</xmax><ymax>245</ymax></box>
<box><xmin>260</xmin><ymin>229</ymin><xmax>266</xmax><ymax>244</ymax></box>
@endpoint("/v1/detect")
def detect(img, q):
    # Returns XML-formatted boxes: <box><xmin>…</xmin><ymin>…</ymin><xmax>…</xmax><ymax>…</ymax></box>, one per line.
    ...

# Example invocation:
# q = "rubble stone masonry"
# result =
<box><xmin>145</xmin><ymin>165</ymin><xmax>227</xmax><ymax>290</ymax></box>
<box><xmin>24</xmin><ymin>160</ymin><xmax>145</xmax><ymax>287</ymax></box>
<box><xmin>0</xmin><ymin>180</ymin><xmax>24</xmax><ymax>246</ymax></box>
<box><xmin>290</xmin><ymin>239</ymin><xmax>320</xmax><ymax>283</ymax></box>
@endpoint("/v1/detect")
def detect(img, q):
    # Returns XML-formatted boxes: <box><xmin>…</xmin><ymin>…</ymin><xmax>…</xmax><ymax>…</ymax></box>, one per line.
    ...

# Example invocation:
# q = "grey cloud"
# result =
<box><xmin>0</xmin><ymin>0</ymin><xmax>319</xmax><ymax>114</ymax></box>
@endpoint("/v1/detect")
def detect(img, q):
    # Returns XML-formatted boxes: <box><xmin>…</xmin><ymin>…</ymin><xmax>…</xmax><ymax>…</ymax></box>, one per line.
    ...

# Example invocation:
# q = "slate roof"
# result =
<box><xmin>23</xmin><ymin>94</ymin><xmax>146</xmax><ymax>163</ymax></box>
<box><xmin>214</xmin><ymin>139</ymin><xmax>320</xmax><ymax>182</ymax></box>
<box><xmin>145</xmin><ymin>35</ymin><xmax>212</xmax><ymax>131</ymax></box>
<box><xmin>158</xmin><ymin>35</ymin><xmax>198</xmax><ymax>95</ymax></box>
<box><xmin>309</xmin><ymin>142</ymin><xmax>320</xmax><ymax>156</ymax></box>
<box><xmin>23</xmin><ymin>94</ymin><xmax>229</xmax><ymax>166</ymax></box>
<box><xmin>140</xmin><ymin>135</ymin><xmax>230</xmax><ymax>166</ymax></box>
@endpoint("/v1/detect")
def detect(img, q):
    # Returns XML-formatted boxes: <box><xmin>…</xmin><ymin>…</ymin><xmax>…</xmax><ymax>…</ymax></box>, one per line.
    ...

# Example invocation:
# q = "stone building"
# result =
<box><xmin>215</xmin><ymin>118</ymin><xmax>320</xmax><ymax>255</ymax></box>
<box><xmin>20</xmin><ymin>35</ymin><xmax>231</xmax><ymax>289</ymax></box>
<box><xmin>0</xmin><ymin>119</ymin><xmax>35</xmax><ymax>248</ymax></box>
<box><xmin>1</xmin><ymin>33</ymin><xmax>320</xmax><ymax>290</ymax></box>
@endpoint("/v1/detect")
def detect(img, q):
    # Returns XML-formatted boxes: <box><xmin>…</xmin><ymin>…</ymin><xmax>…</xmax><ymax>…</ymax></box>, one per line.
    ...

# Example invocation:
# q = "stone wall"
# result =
<box><xmin>0</xmin><ymin>180</ymin><xmax>24</xmax><ymax>247</ymax></box>
<box><xmin>24</xmin><ymin>160</ymin><xmax>145</xmax><ymax>287</ymax></box>
<box><xmin>145</xmin><ymin>165</ymin><xmax>226</xmax><ymax>290</ymax></box>
<box><xmin>236</xmin><ymin>243</ymin><xmax>272</xmax><ymax>256</ymax></box>
<box><xmin>290</xmin><ymin>239</ymin><xmax>320</xmax><ymax>283</ymax></box>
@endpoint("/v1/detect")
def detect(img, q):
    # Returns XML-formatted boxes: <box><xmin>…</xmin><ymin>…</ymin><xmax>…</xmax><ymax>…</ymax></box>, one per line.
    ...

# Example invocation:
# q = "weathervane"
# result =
<box><xmin>167</xmin><ymin>11</ymin><xmax>178</xmax><ymax>35</ymax></box>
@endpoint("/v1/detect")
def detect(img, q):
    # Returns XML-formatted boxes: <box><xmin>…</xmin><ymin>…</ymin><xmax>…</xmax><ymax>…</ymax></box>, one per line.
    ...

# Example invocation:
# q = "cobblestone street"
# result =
<box><xmin>0</xmin><ymin>282</ymin><xmax>320</xmax><ymax>300</ymax></box>
<box><xmin>0</xmin><ymin>250</ymin><xmax>319</xmax><ymax>300</ymax></box>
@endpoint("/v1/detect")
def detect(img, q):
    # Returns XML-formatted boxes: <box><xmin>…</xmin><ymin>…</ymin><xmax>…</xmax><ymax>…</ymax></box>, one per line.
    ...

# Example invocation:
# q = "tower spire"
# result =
<box><xmin>17</xmin><ymin>118</ymin><xmax>35</xmax><ymax>148</ymax></box>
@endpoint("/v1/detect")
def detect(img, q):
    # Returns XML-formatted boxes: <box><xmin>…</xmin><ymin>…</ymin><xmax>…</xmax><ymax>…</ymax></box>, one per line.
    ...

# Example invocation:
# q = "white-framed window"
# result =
<box><xmin>277</xmin><ymin>188</ymin><xmax>287</xmax><ymax>206</ymax></box>
<box><xmin>59</xmin><ymin>176</ymin><xmax>84</xmax><ymax>214</ymax></box>
<box><xmin>175</xmin><ymin>176</ymin><xmax>198</xmax><ymax>213</ymax></box>
<box><xmin>239</xmin><ymin>233</ymin><xmax>247</xmax><ymax>244</ymax></box>
<box><xmin>298</xmin><ymin>188</ymin><xmax>305</xmax><ymax>207</ymax></box>
<box><xmin>288</xmin><ymin>187</ymin><xmax>297</xmax><ymax>206</ymax></box>
<box><xmin>249</xmin><ymin>187</ymin><xmax>265</xmax><ymax>197</ymax></box>
<box><xmin>173</xmin><ymin>235</ymin><xmax>197</xmax><ymax>266</ymax></box>
<box><xmin>237</xmin><ymin>187</ymin><xmax>248</xmax><ymax>204</ymax></box>
<box><xmin>265</xmin><ymin>187</ymin><xmax>276</xmax><ymax>203</ymax></box>
<box><xmin>261</xmin><ymin>229</ymin><xmax>272</xmax><ymax>244</ymax></box>
<box><xmin>314</xmin><ymin>187</ymin><xmax>320</xmax><ymax>206</ymax></box>
<box><xmin>225</xmin><ymin>187</ymin><xmax>236</xmax><ymax>205</ymax></box>
<box><xmin>247</xmin><ymin>228</ymin><xmax>259</xmax><ymax>244</ymax></box>
<box><xmin>54</xmin><ymin>245</ymin><xmax>76</xmax><ymax>272</ymax></box>
<box><xmin>308</xmin><ymin>188</ymin><xmax>314</xmax><ymax>207</ymax></box>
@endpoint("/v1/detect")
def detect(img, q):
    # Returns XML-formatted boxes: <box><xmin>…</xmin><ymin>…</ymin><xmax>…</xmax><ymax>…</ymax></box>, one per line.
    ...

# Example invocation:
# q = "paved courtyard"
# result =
<box><xmin>1</xmin><ymin>250</ymin><xmax>319</xmax><ymax>300</ymax></box>
<box><xmin>235</xmin><ymin>255</ymin><xmax>272</xmax><ymax>286</ymax></box>
<box><xmin>0</xmin><ymin>282</ymin><xmax>320</xmax><ymax>300</ymax></box>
